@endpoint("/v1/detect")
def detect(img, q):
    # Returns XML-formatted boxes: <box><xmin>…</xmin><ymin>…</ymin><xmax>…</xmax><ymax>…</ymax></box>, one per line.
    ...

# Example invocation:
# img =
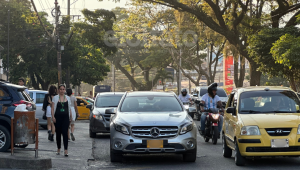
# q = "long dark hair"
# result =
<box><xmin>66</xmin><ymin>88</ymin><xmax>72</xmax><ymax>96</ymax></box>
<box><xmin>48</xmin><ymin>85</ymin><xmax>57</xmax><ymax>96</ymax></box>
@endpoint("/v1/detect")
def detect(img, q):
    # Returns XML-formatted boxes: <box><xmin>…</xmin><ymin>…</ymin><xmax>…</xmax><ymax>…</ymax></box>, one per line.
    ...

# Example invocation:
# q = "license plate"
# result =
<box><xmin>271</xmin><ymin>139</ymin><xmax>289</xmax><ymax>148</ymax></box>
<box><xmin>147</xmin><ymin>140</ymin><xmax>163</xmax><ymax>148</ymax></box>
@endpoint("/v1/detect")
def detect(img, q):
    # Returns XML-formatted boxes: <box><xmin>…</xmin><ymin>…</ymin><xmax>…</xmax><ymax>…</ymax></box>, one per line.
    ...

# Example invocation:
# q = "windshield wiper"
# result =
<box><xmin>265</xmin><ymin>111</ymin><xmax>294</xmax><ymax>113</ymax></box>
<box><xmin>240</xmin><ymin>110</ymin><xmax>261</xmax><ymax>113</ymax></box>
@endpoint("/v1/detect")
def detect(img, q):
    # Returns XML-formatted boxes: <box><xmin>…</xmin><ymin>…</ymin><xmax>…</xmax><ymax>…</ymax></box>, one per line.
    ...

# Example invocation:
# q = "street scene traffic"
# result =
<box><xmin>1</xmin><ymin>0</ymin><xmax>300</xmax><ymax>169</ymax></box>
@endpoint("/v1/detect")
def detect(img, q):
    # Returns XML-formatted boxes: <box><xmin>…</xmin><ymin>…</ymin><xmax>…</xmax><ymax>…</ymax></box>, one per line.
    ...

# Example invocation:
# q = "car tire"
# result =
<box><xmin>212</xmin><ymin>126</ymin><xmax>218</xmax><ymax>145</ymax></box>
<box><xmin>41</xmin><ymin>125</ymin><xmax>47</xmax><ymax>130</ymax></box>
<box><xmin>89</xmin><ymin>129</ymin><xmax>96</xmax><ymax>138</ymax></box>
<box><xmin>0</xmin><ymin>125</ymin><xmax>11</xmax><ymax>152</ymax></box>
<box><xmin>235</xmin><ymin>141</ymin><xmax>246</xmax><ymax>166</ymax></box>
<box><xmin>110</xmin><ymin>142</ymin><xmax>123</xmax><ymax>162</ymax></box>
<box><xmin>183</xmin><ymin>146</ymin><xmax>197</xmax><ymax>162</ymax></box>
<box><xmin>222</xmin><ymin>134</ymin><xmax>232</xmax><ymax>158</ymax></box>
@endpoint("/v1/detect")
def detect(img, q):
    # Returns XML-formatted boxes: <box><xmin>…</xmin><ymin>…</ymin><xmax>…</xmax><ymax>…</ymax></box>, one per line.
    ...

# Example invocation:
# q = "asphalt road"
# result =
<box><xmin>89</xmin><ymin>121</ymin><xmax>300</xmax><ymax>170</ymax></box>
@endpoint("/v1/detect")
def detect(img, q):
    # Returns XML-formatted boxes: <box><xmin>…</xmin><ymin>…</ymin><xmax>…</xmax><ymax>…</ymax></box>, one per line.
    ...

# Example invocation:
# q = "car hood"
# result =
<box><xmin>239</xmin><ymin>113</ymin><xmax>300</xmax><ymax>128</ymax></box>
<box><xmin>219</xmin><ymin>97</ymin><xmax>228</xmax><ymax>102</ymax></box>
<box><xmin>115</xmin><ymin>112</ymin><xmax>190</xmax><ymax>126</ymax></box>
<box><xmin>94</xmin><ymin>107</ymin><xmax>117</xmax><ymax>114</ymax></box>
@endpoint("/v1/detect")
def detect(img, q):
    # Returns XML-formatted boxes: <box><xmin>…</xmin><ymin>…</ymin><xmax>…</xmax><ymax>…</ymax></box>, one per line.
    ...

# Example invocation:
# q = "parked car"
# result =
<box><xmin>108</xmin><ymin>91</ymin><xmax>197</xmax><ymax>162</ymax></box>
<box><xmin>89</xmin><ymin>92</ymin><xmax>124</xmax><ymax>138</ymax></box>
<box><xmin>223</xmin><ymin>86</ymin><xmax>300</xmax><ymax>166</ymax></box>
<box><xmin>29</xmin><ymin>90</ymin><xmax>48</xmax><ymax>129</ymax></box>
<box><xmin>194</xmin><ymin>86</ymin><xmax>228</xmax><ymax>120</ymax></box>
<box><xmin>0</xmin><ymin>80</ymin><xmax>36</xmax><ymax>152</ymax></box>
<box><xmin>76</xmin><ymin>96</ymin><xmax>92</xmax><ymax>120</ymax></box>
<box><xmin>81</xmin><ymin>97</ymin><xmax>94</xmax><ymax>105</ymax></box>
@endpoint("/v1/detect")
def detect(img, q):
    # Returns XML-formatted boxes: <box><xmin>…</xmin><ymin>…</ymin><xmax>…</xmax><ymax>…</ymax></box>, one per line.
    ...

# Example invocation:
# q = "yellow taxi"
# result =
<box><xmin>223</xmin><ymin>86</ymin><xmax>300</xmax><ymax>166</ymax></box>
<box><xmin>76</xmin><ymin>96</ymin><xmax>92</xmax><ymax>120</ymax></box>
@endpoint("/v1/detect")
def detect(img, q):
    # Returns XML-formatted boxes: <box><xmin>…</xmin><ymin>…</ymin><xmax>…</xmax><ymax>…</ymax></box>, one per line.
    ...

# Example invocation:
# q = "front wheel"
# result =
<box><xmin>110</xmin><ymin>142</ymin><xmax>123</xmax><ymax>162</ymax></box>
<box><xmin>0</xmin><ymin>125</ymin><xmax>11</xmax><ymax>152</ymax></box>
<box><xmin>183</xmin><ymin>147</ymin><xmax>197</xmax><ymax>162</ymax></box>
<box><xmin>212</xmin><ymin>126</ymin><xmax>218</xmax><ymax>145</ymax></box>
<box><xmin>89</xmin><ymin>129</ymin><xmax>96</xmax><ymax>138</ymax></box>
<box><xmin>222</xmin><ymin>134</ymin><xmax>232</xmax><ymax>158</ymax></box>
<box><xmin>235</xmin><ymin>141</ymin><xmax>246</xmax><ymax>166</ymax></box>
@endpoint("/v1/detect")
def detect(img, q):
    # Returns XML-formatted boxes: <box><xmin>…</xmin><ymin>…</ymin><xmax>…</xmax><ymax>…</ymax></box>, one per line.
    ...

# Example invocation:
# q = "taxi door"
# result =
<box><xmin>224</xmin><ymin>92</ymin><xmax>237</xmax><ymax>149</ymax></box>
<box><xmin>76</xmin><ymin>98</ymin><xmax>90</xmax><ymax>120</ymax></box>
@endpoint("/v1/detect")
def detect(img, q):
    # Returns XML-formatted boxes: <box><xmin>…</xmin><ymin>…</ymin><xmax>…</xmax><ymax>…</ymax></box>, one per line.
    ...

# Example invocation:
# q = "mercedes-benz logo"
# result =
<box><xmin>275</xmin><ymin>129</ymin><xmax>283</xmax><ymax>134</ymax></box>
<box><xmin>150</xmin><ymin>127</ymin><xmax>160</xmax><ymax>138</ymax></box>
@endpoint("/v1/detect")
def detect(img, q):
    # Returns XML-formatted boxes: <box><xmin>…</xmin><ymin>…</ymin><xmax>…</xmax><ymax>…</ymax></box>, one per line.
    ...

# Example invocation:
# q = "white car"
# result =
<box><xmin>29</xmin><ymin>90</ymin><xmax>48</xmax><ymax>129</ymax></box>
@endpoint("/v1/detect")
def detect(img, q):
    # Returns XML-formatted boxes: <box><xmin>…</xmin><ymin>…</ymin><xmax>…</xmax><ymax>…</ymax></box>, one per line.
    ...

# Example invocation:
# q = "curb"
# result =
<box><xmin>0</xmin><ymin>156</ymin><xmax>52</xmax><ymax>170</ymax></box>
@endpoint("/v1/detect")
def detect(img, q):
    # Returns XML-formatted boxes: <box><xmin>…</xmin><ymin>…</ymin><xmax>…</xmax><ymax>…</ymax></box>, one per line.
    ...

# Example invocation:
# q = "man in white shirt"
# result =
<box><xmin>200</xmin><ymin>83</ymin><xmax>223</xmax><ymax>137</ymax></box>
<box><xmin>18</xmin><ymin>77</ymin><xmax>29</xmax><ymax>94</ymax></box>
<box><xmin>178</xmin><ymin>89</ymin><xmax>191</xmax><ymax>103</ymax></box>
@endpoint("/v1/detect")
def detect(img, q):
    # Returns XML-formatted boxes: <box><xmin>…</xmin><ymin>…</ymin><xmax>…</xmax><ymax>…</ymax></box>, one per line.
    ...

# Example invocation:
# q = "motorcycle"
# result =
<box><xmin>198</xmin><ymin>103</ymin><xmax>223</xmax><ymax>145</ymax></box>
<box><xmin>182</xmin><ymin>102</ymin><xmax>197</xmax><ymax>119</ymax></box>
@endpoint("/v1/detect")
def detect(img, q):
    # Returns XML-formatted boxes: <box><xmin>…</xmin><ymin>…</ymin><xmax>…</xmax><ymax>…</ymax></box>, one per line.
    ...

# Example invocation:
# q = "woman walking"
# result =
<box><xmin>43</xmin><ymin>85</ymin><xmax>57</xmax><ymax>141</ymax></box>
<box><xmin>51</xmin><ymin>85</ymin><xmax>73</xmax><ymax>156</ymax></box>
<box><xmin>66</xmin><ymin>88</ymin><xmax>79</xmax><ymax>141</ymax></box>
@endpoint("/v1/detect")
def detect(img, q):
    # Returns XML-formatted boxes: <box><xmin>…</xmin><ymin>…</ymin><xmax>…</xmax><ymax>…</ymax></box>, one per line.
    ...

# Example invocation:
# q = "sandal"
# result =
<box><xmin>64</xmin><ymin>151</ymin><xmax>68</xmax><ymax>157</ymax></box>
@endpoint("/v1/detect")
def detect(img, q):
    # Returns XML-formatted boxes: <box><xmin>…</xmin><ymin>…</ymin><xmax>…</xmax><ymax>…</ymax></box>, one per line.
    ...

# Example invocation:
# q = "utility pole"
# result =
<box><xmin>66</xmin><ymin>0</ymin><xmax>71</xmax><ymax>88</ymax></box>
<box><xmin>55</xmin><ymin>0</ymin><xmax>62</xmax><ymax>85</ymax></box>
<box><xmin>7</xmin><ymin>0</ymin><xmax>10</xmax><ymax>81</ymax></box>
<box><xmin>207</xmin><ymin>40</ymin><xmax>210</xmax><ymax>84</ymax></box>
<box><xmin>178</xmin><ymin>49</ymin><xmax>182</xmax><ymax>95</ymax></box>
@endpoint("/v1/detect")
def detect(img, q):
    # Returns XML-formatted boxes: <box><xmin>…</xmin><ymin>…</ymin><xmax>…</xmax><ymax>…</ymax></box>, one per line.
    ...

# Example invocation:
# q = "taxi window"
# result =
<box><xmin>239</xmin><ymin>90</ymin><xmax>300</xmax><ymax>114</ymax></box>
<box><xmin>36</xmin><ymin>93</ymin><xmax>45</xmax><ymax>103</ymax></box>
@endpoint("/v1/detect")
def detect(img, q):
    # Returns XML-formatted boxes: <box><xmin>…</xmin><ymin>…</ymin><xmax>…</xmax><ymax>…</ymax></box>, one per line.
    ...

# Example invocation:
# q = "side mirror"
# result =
<box><xmin>105</xmin><ymin>108</ymin><xmax>116</xmax><ymax>114</ymax></box>
<box><xmin>80</xmin><ymin>103</ymin><xmax>84</xmax><ymax>106</ymax></box>
<box><xmin>296</xmin><ymin>105</ymin><xmax>299</xmax><ymax>111</ymax></box>
<box><xmin>226</xmin><ymin>107</ymin><xmax>236</xmax><ymax>116</ymax></box>
<box><xmin>86</xmin><ymin>104</ymin><xmax>92</xmax><ymax>109</ymax></box>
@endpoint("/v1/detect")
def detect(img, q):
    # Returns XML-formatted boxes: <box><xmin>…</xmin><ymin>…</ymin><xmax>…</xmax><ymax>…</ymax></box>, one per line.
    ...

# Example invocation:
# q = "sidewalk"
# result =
<box><xmin>0</xmin><ymin>120</ymin><xmax>94</xmax><ymax>170</ymax></box>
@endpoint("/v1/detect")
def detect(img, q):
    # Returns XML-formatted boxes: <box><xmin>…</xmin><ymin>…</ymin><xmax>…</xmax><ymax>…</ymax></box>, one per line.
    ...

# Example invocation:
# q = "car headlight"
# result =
<box><xmin>297</xmin><ymin>125</ymin><xmax>300</xmax><ymax>134</ymax></box>
<box><xmin>180</xmin><ymin>123</ymin><xmax>193</xmax><ymax>135</ymax></box>
<box><xmin>241</xmin><ymin>126</ymin><xmax>261</xmax><ymax>136</ymax></box>
<box><xmin>93</xmin><ymin>114</ymin><xmax>103</xmax><ymax>120</ymax></box>
<box><xmin>114</xmin><ymin>123</ymin><xmax>129</xmax><ymax>135</ymax></box>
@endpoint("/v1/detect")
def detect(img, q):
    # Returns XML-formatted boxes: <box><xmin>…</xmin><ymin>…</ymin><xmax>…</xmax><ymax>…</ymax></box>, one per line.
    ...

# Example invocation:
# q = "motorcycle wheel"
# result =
<box><xmin>212</xmin><ymin>126</ymin><xmax>218</xmax><ymax>145</ymax></box>
<box><xmin>197</xmin><ymin>113</ymin><xmax>201</xmax><ymax>121</ymax></box>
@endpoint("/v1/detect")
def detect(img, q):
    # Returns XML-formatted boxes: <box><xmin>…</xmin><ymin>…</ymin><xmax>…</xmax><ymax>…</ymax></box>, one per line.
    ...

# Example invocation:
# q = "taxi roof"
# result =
<box><xmin>126</xmin><ymin>91</ymin><xmax>175</xmax><ymax>97</ymax></box>
<box><xmin>235</xmin><ymin>86</ymin><xmax>291</xmax><ymax>92</ymax></box>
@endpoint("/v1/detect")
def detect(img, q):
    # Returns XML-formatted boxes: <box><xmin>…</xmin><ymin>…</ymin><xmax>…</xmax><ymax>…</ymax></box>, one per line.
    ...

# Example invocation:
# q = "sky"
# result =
<box><xmin>34</xmin><ymin>0</ymin><xmax>128</xmax><ymax>24</ymax></box>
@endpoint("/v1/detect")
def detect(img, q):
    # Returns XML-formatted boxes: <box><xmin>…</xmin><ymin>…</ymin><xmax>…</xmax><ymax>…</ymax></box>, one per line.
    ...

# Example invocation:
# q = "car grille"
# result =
<box><xmin>265</xmin><ymin>128</ymin><xmax>292</xmax><ymax>136</ymax></box>
<box><xmin>131</xmin><ymin>126</ymin><xmax>178</xmax><ymax>138</ymax></box>
<box><xmin>246</xmin><ymin>147</ymin><xmax>300</xmax><ymax>152</ymax></box>
<box><xmin>103</xmin><ymin>115</ymin><xmax>111</xmax><ymax>122</ymax></box>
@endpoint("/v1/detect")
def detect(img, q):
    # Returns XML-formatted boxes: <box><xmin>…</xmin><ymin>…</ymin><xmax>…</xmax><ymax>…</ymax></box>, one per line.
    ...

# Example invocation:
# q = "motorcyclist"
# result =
<box><xmin>199</xmin><ymin>83</ymin><xmax>224</xmax><ymax>137</ymax></box>
<box><xmin>178</xmin><ymin>89</ymin><xmax>192</xmax><ymax>103</ymax></box>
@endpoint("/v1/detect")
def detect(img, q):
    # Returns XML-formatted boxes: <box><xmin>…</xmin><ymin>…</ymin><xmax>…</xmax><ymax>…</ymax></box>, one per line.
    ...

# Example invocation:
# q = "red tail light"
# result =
<box><xmin>13</xmin><ymin>100</ymin><xmax>32</xmax><ymax>107</ymax></box>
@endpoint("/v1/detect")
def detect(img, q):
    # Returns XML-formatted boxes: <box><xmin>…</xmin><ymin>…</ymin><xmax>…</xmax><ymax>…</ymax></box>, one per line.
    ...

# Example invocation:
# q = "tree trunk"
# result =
<box><xmin>238</xmin><ymin>57</ymin><xmax>245</xmax><ymax>87</ymax></box>
<box><xmin>115</xmin><ymin>62</ymin><xmax>139</xmax><ymax>89</ymax></box>
<box><xmin>234</xmin><ymin>57</ymin><xmax>239</xmax><ymax>87</ymax></box>
<box><xmin>249</xmin><ymin>61</ymin><xmax>261</xmax><ymax>86</ymax></box>
<box><xmin>131</xmin><ymin>68</ymin><xmax>135</xmax><ymax>91</ymax></box>
<box><xmin>30</xmin><ymin>74</ymin><xmax>39</xmax><ymax>90</ymax></box>
<box><xmin>289</xmin><ymin>74</ymin><xmax>297</xmax><ymax>92</ymax></box>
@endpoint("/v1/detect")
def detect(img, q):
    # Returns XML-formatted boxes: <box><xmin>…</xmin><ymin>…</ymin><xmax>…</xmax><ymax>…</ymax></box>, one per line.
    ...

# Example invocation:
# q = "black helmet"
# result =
<box><xmin>181</xmin><ymin>89</ymin><xmax>187</xmax><ymax>96</ymax></box>
<box><xmin>208</xmin><ymin>83</ymin><xmax>218</xmax><ymax>98</ymax></box>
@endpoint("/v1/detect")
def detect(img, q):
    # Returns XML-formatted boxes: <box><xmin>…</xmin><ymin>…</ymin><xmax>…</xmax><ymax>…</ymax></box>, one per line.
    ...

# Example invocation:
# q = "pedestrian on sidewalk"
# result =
<box><xmin>66</xmin><ymin>88</ymin><xmax>79</xmax><ymax>141</ymax></box>
<box><xmin>51</xmin><ymin>84</ymin><xmax>73</xmax><ymax>157</ymax></box>
<box><xmin>43</xmin><ymin>85</ymin><xmax>57</xmax><ymax>141</ymax></box>
<box><xmin>18</xmin><ymin>77</ymin><xmax>29</xmax><ymax>94</ymax></box>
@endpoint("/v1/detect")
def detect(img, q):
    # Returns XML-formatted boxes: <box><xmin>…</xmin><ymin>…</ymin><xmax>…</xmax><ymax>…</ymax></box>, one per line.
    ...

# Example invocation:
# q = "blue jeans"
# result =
<box><xmin>200</xmin><ymin>113</ymin><xmax>223</xmax><ymax>132</ymax></box>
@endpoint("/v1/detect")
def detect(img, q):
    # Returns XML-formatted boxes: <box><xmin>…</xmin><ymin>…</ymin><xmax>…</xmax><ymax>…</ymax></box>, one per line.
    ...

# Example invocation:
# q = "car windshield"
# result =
<box><xmin>120</xmin><ymin>96</ymin><xmax>183</xmax><ymax>112</ymax></box>
<box><xmin>238</xmin><ymin>90</ymin><xmax>300</xmax><ymax>114</ymax></box>
<box><xmin>95</xmin><ymin>95</ymin><xmax>122</xmax><ymax>108</ymax></box>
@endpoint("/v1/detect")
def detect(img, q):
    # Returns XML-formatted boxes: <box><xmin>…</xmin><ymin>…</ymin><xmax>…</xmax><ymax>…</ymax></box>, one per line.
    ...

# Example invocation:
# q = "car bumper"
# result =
<box><xmin>238</xmin><ymin>130</ymin><xmax>300</xmax><ymax>157</ymax></box>
<box><xmin>90</xmin><ymin>117</ymin><xmax>110</xmax><ymax>133</ymax></box>
<box><xmin>110</xmin><ymin>127</ymin><xmax>197</xmax><ymax>154</ymax></box>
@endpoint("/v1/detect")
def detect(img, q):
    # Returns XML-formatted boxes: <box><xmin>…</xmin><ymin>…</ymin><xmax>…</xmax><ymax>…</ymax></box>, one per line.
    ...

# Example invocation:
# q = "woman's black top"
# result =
<box><xmin>42</xmin><ymin>94</ymin><xmax>52</xmax><ymax>112</ymax></box>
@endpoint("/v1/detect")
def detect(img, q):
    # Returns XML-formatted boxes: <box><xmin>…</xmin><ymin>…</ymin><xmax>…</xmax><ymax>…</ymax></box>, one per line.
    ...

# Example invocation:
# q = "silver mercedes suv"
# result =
<box><xmin>107</xmin><ymin>91</ymin><xmax>197</xmax><ymax>162</ymax></box>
